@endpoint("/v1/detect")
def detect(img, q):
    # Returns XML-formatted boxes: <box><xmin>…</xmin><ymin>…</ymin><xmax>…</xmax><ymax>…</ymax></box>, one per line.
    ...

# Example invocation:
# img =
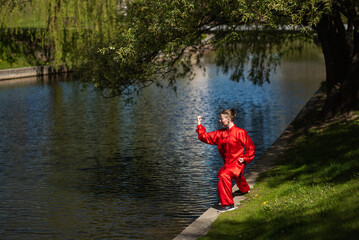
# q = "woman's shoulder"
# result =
<box><xmin>233</xmin><ymin>125</ymin><xmax>248</xmax><ymax>134</ymax></box>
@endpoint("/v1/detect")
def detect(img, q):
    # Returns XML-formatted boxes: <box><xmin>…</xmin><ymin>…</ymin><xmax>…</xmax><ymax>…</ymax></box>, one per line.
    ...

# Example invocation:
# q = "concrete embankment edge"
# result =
<box><xmin>0</xmin><ymin>66</ymin><xmax>69</xmax><ymax>81</ymax></box>
<box><xmin>173</xmin><ymin>90</ymin><xmax>325</xmax><ymax>240</ymax></box>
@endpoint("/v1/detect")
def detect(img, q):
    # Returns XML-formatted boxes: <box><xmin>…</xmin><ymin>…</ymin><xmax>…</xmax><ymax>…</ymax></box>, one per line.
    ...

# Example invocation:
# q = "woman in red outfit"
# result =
<box><xmin>196</xmin><ymin>109</ymin><xmax>255</xmax><ymax>212</ymax></box>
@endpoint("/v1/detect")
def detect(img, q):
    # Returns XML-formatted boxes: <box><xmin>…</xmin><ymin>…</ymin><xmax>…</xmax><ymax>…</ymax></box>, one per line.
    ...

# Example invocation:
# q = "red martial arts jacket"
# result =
<box><xmin>196</xmin><ymin>124</ymin><xmax>255</xmax><ymax>166</ymax></box>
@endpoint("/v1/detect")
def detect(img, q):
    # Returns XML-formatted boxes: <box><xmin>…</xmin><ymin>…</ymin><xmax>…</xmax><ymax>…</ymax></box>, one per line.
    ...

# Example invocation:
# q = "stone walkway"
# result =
<box><xmin>173</xmin><ymin>90</ymin><xmax>325</xmax><ymax>240</ymax></box>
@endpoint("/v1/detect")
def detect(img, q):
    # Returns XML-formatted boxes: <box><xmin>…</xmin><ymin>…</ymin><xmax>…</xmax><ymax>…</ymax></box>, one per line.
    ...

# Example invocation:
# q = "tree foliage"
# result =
<box><xmin>1</xmin><ymin>0</ymin><xmax>126</xmax><ymax>67</ymax></box>
<box><xmin>82</xmin><ymin>2</ymin><xmax>291</xmax><ymax>90</ymax></box>
<box><xmin>81</xmin><ymin>0</ymin><xmax>326</xmax><ymax>97</ymax></box>
<box><xmin>93</xmin><ymin>0</ymin><xmax>358</xmax><ymax>116</ymax></box>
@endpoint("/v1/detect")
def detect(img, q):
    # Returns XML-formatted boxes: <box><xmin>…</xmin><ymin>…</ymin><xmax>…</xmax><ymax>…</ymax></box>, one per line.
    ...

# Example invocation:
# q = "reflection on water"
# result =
<box><xmin>0</xmin><ymin>52</ymin><xmax>324</xmax><ymax>239</ymax></box>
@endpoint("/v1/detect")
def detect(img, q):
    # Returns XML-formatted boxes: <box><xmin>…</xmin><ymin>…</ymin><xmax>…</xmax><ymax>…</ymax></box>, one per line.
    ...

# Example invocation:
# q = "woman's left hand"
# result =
<box><xmin>238</xmin><ymin>158</ymin><xmax>244</xmax><ymax>163</ymax></box>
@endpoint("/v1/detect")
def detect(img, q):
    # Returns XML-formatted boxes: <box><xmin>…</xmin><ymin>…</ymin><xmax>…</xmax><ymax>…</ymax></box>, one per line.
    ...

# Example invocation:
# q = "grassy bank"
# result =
<box><xmin>200</xmin><ymin>112</ymin><xmax>359</xmax><ymax>240</ymax></box>
<box><xmin>0</xmin><ymin>57</ymin><xmax>32</xmax><ymax>70</ymax></box>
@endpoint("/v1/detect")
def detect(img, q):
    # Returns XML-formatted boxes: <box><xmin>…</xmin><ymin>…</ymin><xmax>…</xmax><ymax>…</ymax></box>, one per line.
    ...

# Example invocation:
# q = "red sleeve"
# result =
<box><xmin>196</xmin><ymin>125</ymin><xmax>219</xmax><ymax>145</ymax></box>
<box><xmin>240</xmin><ymin>130</ymin><xmax>255</xmax><ymax>164</ymax></box>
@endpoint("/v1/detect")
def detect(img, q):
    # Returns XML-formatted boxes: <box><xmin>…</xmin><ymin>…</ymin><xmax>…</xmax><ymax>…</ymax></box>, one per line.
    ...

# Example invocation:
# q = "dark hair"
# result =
<box><xmin>221</xmin><ymin>108</ymin><xmax>236</xmax><ymax>121</ymax></box>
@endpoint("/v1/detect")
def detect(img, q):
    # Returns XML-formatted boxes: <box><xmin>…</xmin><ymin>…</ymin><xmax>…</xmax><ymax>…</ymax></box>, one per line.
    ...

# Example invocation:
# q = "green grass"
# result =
<box><xmin>0</xmin><ymin>57</ymin><xmax>32</xmax><ymax>70</ymax></box>
<box><xmin>199</xmin><ymin>115</ymin><xmax>359</xmax><ymax>240</ymax></box>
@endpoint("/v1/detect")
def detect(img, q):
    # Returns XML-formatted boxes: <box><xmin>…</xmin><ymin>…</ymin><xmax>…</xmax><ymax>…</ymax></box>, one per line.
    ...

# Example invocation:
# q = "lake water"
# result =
<box><xmin>0</xmin><ymin>49</ymin><xmax>325</xmax><ymax>239</ymax></box>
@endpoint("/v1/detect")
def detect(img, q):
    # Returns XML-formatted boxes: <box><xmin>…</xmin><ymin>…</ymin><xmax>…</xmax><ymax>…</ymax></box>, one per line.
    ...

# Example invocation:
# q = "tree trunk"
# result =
<box><xmin>315</xmin><ymin>12</ymin><xmax>359</xmax><ymax>119</ymax></box>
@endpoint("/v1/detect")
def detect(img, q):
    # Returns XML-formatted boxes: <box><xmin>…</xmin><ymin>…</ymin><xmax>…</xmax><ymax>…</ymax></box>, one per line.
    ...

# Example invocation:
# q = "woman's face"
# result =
<box><xmin>220</xmin><ymin>114</ymin><xmax>231</xmax><ymax>127</ymax></box>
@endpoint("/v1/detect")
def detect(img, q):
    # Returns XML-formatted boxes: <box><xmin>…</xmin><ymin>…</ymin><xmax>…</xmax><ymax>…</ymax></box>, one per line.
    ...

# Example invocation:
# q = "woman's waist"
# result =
<box><xmin>223</xmin><ymin>159</ymin><xmax>245</xmax><ymax>167</ymax></box>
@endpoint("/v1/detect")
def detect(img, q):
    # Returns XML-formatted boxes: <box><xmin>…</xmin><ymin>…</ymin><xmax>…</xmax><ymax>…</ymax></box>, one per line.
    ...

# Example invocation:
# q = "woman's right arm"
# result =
<box><xmin>196</xmin><ymin>116</ymin><xmax>219</xmax><ymax>145</ymax></box>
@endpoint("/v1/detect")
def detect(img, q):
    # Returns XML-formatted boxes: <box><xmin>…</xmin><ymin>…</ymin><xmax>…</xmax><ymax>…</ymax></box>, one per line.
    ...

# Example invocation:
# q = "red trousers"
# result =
<box><xmin>217</xmin><ymin>163</ymin><xmax>250</xmax><ymax>206</ymax></box>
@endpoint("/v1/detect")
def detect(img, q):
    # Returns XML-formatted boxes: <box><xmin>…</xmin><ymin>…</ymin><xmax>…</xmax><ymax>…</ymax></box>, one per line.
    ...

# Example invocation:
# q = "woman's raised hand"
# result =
<box><xmin>197</xmin><ymin>116</ymin><xmax>203</xmax><ymax>125</ymax></box>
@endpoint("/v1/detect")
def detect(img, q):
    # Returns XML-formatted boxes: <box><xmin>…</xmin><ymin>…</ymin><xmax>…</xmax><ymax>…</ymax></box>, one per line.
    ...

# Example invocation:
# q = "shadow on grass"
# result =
<box><xmin>204</xmin><ymin>181</ymin><xmax>359</xmax><ymax>240</ymax></box>
<box><xmin>260</xmin><ymin>119</ymin><xmax>359</xmax><ymax>188</ymax></box>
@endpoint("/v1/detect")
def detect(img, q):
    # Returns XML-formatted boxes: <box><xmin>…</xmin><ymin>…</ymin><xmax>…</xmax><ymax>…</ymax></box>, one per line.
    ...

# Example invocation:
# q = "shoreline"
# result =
<box><xmin>173</xmin><ymin>89</ymin><xmax>326</xmax><ymax>240</ymax></box>
<box><xmin>0</xmin><ymin>66</ymin><xmax>70</xmax><ymax>81</ymax></box>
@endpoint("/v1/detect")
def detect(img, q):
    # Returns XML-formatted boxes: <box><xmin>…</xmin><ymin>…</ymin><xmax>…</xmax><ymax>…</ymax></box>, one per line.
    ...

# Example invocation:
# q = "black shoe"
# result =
<box><xmin>217</xmin><ymin>204</ymin><xmax>235</xmax><ymax>212</ymax></box>
<box><xmin>233</xmin><ymin>190</ymin><xmax>250</xmax><ymax>196</ymax></box>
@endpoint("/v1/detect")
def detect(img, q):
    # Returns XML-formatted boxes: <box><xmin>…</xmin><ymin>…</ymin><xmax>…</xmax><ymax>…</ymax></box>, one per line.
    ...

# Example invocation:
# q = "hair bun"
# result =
<box><xmin>230</xmin><ymin>108</ymin><xmax>236</xmax><ymax>117</ymax></box>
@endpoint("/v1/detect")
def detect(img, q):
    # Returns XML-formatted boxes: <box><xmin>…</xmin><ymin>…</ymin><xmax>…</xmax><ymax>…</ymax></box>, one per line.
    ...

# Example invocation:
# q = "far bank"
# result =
<box><xmin>0</xmin><ymin>66</ymin><xmax>70</xmax><ymax>81</ymax></box>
